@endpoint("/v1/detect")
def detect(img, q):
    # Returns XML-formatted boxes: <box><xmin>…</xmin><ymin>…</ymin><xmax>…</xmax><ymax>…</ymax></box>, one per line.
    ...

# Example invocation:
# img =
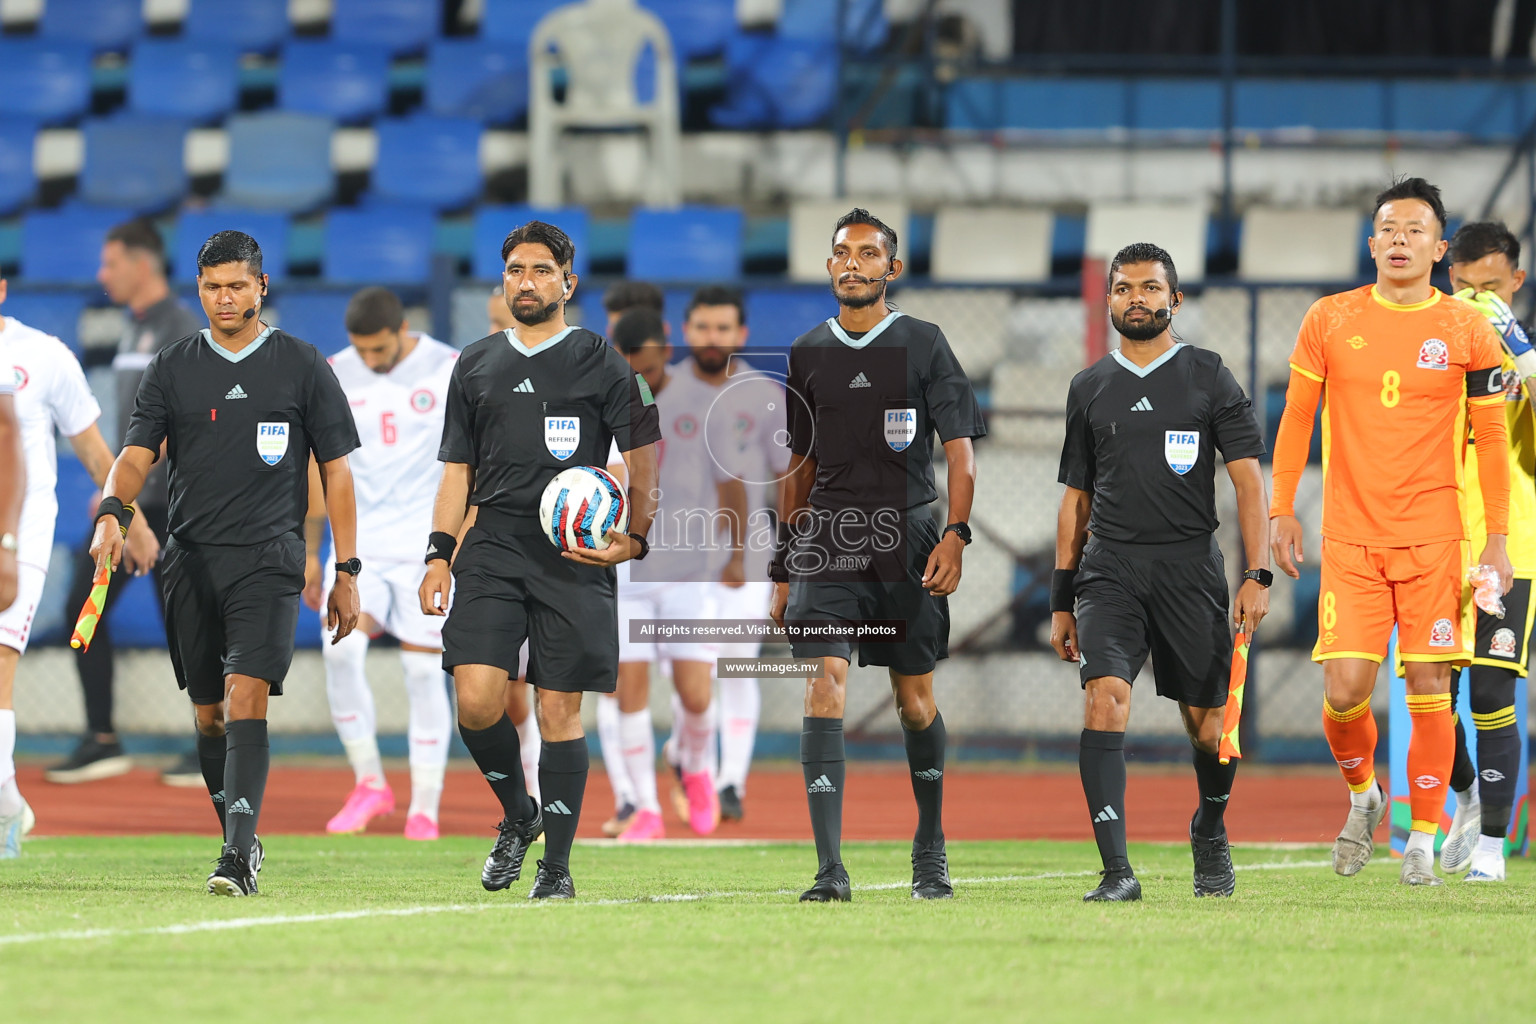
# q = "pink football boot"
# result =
<box><xmin>617</xmin><ymin>807</ymin><xmax>665</xmax><ymax>842</ymax></box>
<box><xmin>325</xmin><ymin>782</ymin><xmax>395</xmax><ymax>834</ymax></box>
<box><xmin>403</xmin><ymin>813</ymin><xmax>439</xmax><ymax>841</ymax></box>
<box><xmin>681</xmin><ymin>770</ymin><xmax>720</xmax><ymax>836</ymax></box>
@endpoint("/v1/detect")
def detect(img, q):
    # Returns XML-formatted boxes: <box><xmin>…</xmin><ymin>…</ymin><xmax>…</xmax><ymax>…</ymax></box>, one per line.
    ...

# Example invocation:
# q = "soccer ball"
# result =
<box><xmin>539</xmin><ymin>466</ymin><xmax>629</xmax><ymax>552</ymax></box>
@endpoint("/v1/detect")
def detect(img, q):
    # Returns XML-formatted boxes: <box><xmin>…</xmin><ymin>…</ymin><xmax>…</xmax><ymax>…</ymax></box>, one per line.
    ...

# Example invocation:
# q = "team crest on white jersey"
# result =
<box><xmin>410</xmin><ymin>388</ymin><xmax>435</xmax><ymax>413</ymax></box>
<box><xmin>884</xmin><ymin>408</ymin><xmax>916</xmax><ymax>451</ymax></box>
<box><xmin>10</xmin><ymin>366</ymin><xmax>26</xmax><ymax>390</ymax></box>
<box><xmin>674</xmin><ymin>414</ymin><xmax>698</xmax><ymax>438</ymax></box>
<box><xmin>1416</xmin><ymin>338</ymin><xmax>1449</xmax><ymax>370</ymax></box>
<box><xmin>1490</xmin><ymin>627</ymin><xmax>1518</xmax><ymax>658</ymax></box>
<box><xmin>1429</xmin><ymin>617</ymin><xmax>1455</xmax><ymax>647</ymax></box>
<box><xmin>545</xmin><ymin>416</ymin><xmax>579</xmax><ymax>460</ymax></box>
<box><xmin>257</xmin><ymin>422</ymin><xmax>289</xmax><ymax>466</ymax></box>
<box><xmin>1164</xmin><ymin>430</ymin><xmax>1199</xmax><ymax>475</ymax></box>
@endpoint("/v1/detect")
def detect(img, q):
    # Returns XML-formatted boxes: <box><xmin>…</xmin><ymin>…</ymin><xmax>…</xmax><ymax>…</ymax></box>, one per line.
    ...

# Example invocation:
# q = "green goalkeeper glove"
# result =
<box><xmin>1455</xmin><ymin>286</ymin><xmax>1536</xmax><ymax>387</ymax></box>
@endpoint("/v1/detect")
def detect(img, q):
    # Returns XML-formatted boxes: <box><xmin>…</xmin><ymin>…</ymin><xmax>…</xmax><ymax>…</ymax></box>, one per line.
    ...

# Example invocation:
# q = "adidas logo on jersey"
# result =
<box><xmin>514</xmin><ymin>378</ymin><xmax>535</xmax><ymax>393</ymax></box>
<box><xmin>807</xmin><ymin>774</ymin><xmax>837</xmax><ymax>794</ymax></box>
<box><xmin>1093</xmin><ymin>805</ymin><xmax>1119</xmax><ymax>823</ymax></box>
<box><xmin>848</xmin><ymin>372</ymin><xmax>872</xmax><ymax>389</ymax></box>
<box><xmin>225</xmin><ymin>384</ymin><xmax>248</xmax><ymax>400</ymax></box>
<box><xmin>543</xmin><ymin>799</ymin><xmax>573</xmax><ymax>815</ymax></box>
<box><xmin>1130</xmin><ymin>397</ymin><xmax>1153</xmax><ymax>412</ymax></box>
<box><xmin>228</xmin><ymin>797</ymin><xmax>254</xmax><ymax>815</ymax></box>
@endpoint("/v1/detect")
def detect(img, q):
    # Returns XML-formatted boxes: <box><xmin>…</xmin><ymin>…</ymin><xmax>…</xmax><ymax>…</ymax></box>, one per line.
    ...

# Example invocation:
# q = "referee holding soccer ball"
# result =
<box><xmin>419</xmin><ymin>221</ymin><xmax>660</xmax><ymax>900</ymax></box>
<box><xmin>1051</xmin><ymin>243</ymin><xmax>1270</xmax><ymax>903</ymax></box>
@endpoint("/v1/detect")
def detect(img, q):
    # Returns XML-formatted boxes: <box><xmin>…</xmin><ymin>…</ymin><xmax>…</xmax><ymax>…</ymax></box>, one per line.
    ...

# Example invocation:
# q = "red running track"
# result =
<box><xmin>16</xmin><ymin>762</ymin><xmax>1378</xmax><ymax>844</ymax></box>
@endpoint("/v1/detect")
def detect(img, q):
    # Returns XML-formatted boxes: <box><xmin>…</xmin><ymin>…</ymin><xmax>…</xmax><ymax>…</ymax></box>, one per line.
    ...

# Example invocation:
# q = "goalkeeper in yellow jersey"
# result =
<box><xmin>1439</xmin><ymin>222</ymin><xmax>1535</xmax><ymax>882</ymax></box>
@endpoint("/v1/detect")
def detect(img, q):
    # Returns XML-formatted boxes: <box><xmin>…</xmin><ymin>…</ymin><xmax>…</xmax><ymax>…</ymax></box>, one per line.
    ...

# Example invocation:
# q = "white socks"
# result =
<box><xmin>619</xmin><ymin>708</ymin><xmax>660</xmax><ymax>814</ymax></box>
<box><xmin>717</xmin><ymin>677</ymin><xmax>759</xmax><ymax>793</ymax></box>
<box><xmin>1349</xmin><ymin>779</ymin><xmax>1381</xmax><ymax>810</ymax></box>
<box><xmin>0</xmin><ymin>709</ymin><xmax>19</xmax><ymax>817</ymax></box>
<box><xmin>1404</xmin><ymin>830</ymin><xmax>1434</xmax><ymax>858</ymax></box>
<box><xmin>675</xmin><ymin>699</ymin><xmax>717</xmax><ymax>777</ymax></box>
<box><xmin>597</xmin><ymin>694</ymin><xmax>635</xmax><ymax>809</ymax></box>
<box><xmin>324</xmin><ymin>629</ymin><xmax>384</xmax><ymax>786</ymax></box>
<box><xmin>400</xmin><ymin>651</ymin><xmax>451</xmax><ymax>820</ymax></box>
<box><xmin>1476</xmin><ymin>833</ymin><xmax>1505</xmax><ymax>858</ymax></box>
<box><xmin>513</xmin><ymin>700</ymin><xmax>541</xmax><ymax>803</ymax></box>
<box><xmin>1456</xmin><ymin>780</ymin><xmax>1481</xmax><ymax>809</ymax></box>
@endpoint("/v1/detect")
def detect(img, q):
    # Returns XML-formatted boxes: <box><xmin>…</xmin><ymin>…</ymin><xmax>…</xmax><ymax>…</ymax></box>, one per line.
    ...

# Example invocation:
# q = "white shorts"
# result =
<box><xmin>0</xmin><ymin>563</ymin><xmax>46</xmax><ymax>654</ymax></box>
<box><xmin>618</xmin><ymin>580</ymin><xmax>719</xmax><ymax>664</ymax></box>
<box><xmin>714</xmin><ymin>580</ymin><xmax>773</xmax><ymax>659</ymax></box>
<box><xmin>324</xmin><ymin>558</ymin><xmax>443</xmax><ymax>650</ymax></box>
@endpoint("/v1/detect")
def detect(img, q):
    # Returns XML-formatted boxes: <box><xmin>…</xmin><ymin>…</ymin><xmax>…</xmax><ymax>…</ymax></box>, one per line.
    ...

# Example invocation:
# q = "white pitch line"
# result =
<box><xmin>0</xmin><ymin>859</ymin><xmax>1335</xmax><ymax>948</ymax></box>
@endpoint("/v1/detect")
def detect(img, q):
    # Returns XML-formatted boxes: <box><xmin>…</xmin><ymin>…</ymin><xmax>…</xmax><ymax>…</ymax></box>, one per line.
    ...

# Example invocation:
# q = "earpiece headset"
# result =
<box><xmin>242</xmin><ymin>279</ymin><xmax>270</xmax><ymax>320</ymax></box>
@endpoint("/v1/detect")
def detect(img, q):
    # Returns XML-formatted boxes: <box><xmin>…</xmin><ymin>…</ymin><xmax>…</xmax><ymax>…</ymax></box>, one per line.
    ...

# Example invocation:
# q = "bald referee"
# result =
<box><xmin>91</xmin><ymin>230</ymin><xmax>361</xmax><ymax>896</ymax></box>
<box><xmin>420</xmin><ymin>221</ymin><xmax>660</xmax><ymax>900</ymax></box>
<box><xmin>1051</xmin><ymin>242</ymin><xmax>1270</xmax><ymax>902</ymax></box>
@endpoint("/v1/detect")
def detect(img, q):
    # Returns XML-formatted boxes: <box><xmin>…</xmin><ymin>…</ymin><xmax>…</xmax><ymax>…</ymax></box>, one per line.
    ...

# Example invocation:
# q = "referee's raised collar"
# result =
<box><xmin>826</xmin><ymin>310</ymin><xmax>904</xmax><ymax>349</ymax></box>
<box><xmin>201</xmin><ymin>326</ymin><xmax>274</xmax><ymax>364</ymax></box>
<box><xmin>504</xmin><ymin>325</ymin><xmax>574</xmax><ymax>357</ymax></box>
<box><xmin>1111</xmin><ymin>342</ymin><xmax>1185</xmax><ymax>378</ymax></box>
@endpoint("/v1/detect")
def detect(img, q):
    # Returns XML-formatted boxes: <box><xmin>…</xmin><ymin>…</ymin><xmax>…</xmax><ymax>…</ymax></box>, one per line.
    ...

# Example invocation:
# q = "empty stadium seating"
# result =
<box><xmin>323</xmin><ymin>203</ymin><xmax>437</xmax><ymax>283</ymax></box>
<box><xmin>279</xmin><ymin>41</ymin><xmax>392</xmax><ymax>124</ymax></box>
<box><xmin>0</xmin><ymin>40</ymin><xmax>92</xmax><ymax>125</ymax></box>
<box><xmin>371</xmin><ymin>115</ymin><xmax>483</xmax><ymax>210</ymax></box>
<box><xmin>473</xmin><ymin>205</ymin><xmax>590</xmax><ymax>279</ymax></box>
<box><xmin>183</xmin><ymin>0</ymin><xmax>289</xmax><ymax>55</ymax></box>
<box><xmin>20</xmin><ymin>204</ymin><xmax>131</xmax><ymax>283</ymax></box>
<box><xmin>78</xmin><ymin>116</ymin><xmax>188</xmax><ymax>213</ymax></box>
<box><xmin>0</xmin><ymin>119</ymin><xmax>35</xmax><ymax>216</ymax></box>
<box><xmin>222</xmin><ymin>112</ymin><xmax>335</xmax><ymax>213</ymax></box>
<box><xmin>174</xmin><ymin>209</ymin><xmax>292</xmax><ymax>283</ymax></box>
<box><xmin>425</xmin><ymin>38</ymin><xmax>529</xmax><ymax>124</ymax></box>
<box><xmin>626</xmin><ymin>206</ymin><xmax>743</xmax><ymax>281</ymax></box>
<box><xmin>38</xmin><ymin>0</ymin><xmax>138</xmax><ymax>53</ymax></box>
<box><xmin>128</xmin><ymin>40</ymin><xmax>241</xmax><ymax>123</ymax></box>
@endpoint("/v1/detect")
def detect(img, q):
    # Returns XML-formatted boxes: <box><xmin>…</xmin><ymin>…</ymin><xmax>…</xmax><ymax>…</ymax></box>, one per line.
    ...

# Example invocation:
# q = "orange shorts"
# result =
<box><xmin>1312</xmin><ymin>538</ymin><xmax>1465</xmax><ymax>665</ymax></box>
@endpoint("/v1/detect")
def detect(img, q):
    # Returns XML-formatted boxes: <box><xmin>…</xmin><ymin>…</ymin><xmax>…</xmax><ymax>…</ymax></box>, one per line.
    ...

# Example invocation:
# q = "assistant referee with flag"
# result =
<box><xmin>1051</xmin><ymin>242</ymin><xmax>1270</xmax><ymax>903</ymax></box>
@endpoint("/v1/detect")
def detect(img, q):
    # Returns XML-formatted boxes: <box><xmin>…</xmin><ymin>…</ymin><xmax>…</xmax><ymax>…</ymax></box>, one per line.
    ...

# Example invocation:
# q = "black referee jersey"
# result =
<box><xmin>1058</xmin><ymin>343</ymin><xmax>1265</xmax><ymax>544</ymax></box>
<box><xmin>124</xmin><ymin>327</ymin><xmax>360</xmax><ymax>541</ymax></box>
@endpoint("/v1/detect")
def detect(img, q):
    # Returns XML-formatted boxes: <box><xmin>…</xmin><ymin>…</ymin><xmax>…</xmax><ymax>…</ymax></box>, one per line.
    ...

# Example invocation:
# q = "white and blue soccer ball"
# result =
<box><xmin>539</xmin><ymin>466</ymin><xmax>629</xmax><ymax>552</ymax></box>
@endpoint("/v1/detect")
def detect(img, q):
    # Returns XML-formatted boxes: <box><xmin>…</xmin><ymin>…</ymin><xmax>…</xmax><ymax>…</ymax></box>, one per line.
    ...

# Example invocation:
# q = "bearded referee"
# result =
<box><xmin>420</xmin><ymin>221</ymin><xmax>660</xmax><ymax>900</ymax></box>
<box><xmin>772</xmin><ymin>208</ymin><xmax>985</xmax><ymax>902</ymax></box>
<box><xmin>1051</xmin><ymin>243</ymin><xmax>1270</xmax><ymax>902</ymax></box>
<box><xmin>91</xmin><ymin>231</ymin><xmax>362</xmax><ymax>896</ymax></box>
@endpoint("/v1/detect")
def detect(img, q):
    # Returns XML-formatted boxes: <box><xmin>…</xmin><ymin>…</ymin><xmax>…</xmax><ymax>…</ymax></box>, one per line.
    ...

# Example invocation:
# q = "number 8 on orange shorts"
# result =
<box><xmin>1313</xmin><ymin>538</ymin><xmax>1466</xmax><ymax>664</ymax></box>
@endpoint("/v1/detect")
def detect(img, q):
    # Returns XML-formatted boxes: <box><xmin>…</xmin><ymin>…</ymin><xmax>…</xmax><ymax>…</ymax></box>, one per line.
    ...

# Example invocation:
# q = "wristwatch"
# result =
<box><xmin>1243</xmin><ymin>568</ymin><xmax>1274</xmax><ymax>587</ymax></box>
<box><xmin>942</xmin><ymin>521</ymin><xmax>973</xmax><ymax>545</ymax></box>
<box><xmin>335</xmin><ymin>557</ymin><xmax>363</xmax><ymax>576</ymax></box>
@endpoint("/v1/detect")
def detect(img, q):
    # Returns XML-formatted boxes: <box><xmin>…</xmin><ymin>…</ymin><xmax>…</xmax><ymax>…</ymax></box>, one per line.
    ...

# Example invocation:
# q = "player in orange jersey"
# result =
<box><xmin>1269</xmin><ymin>177</ymin><xmax>1512</xmax><ymax>887</ymax></box>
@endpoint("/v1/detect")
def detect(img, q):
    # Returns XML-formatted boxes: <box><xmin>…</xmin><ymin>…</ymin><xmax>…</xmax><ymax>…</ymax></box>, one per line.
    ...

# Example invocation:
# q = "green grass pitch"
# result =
<box><xmin>4</xmin><ymin>837</ymin><xmax>1535</xmax><ymax>1023</ymax></box>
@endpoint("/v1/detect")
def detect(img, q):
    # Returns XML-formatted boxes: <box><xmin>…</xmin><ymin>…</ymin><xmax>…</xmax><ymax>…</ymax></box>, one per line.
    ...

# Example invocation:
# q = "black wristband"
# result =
<box><xmin>626</xmin><ymin>532</ymin><xmax>650</xmax><ymax>560</ymax></box>
<box><xmin>1049</xmin><ymin>568</ymin><xmax>1077</xmax><ymax>613</ymax></box>
<box><xmin>425</xmin><ymin>530</ymin><xmax>457</xmax><ymax>564</ymax></box>
<box><xmin>96</xmin><ymin>497</ymin><xmax>135</xmax><ymax>538</ymax></box>
<box><xmin>767</xmin><ymin>520</ymin><xmax>793</xmax><ymax>582</ymax></box>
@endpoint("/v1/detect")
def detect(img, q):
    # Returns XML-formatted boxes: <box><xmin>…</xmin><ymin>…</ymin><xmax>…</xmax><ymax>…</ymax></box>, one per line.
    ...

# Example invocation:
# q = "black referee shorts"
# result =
<box><xmin>443</xmin><ymin>510</ymin><xmax>619</xmax><ymax>693</ymax></box>
<box><xmin>160</xmin><ymin>534</ymin><xmax>305</xmax><ymax>705</ymax></box>
<box><xmin>1074</xmin><ymin>534</ymin><xmax>1231</xmax><ymax>708</ymax></box>
<box><xmin>786</xmin><ymin>512</ymin><xmax>949</xmax><ymax>675</ymax></box>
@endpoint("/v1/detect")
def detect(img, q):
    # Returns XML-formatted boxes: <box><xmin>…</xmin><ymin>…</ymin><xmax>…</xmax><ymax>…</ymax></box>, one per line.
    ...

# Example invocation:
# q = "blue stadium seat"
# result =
<box><xmin>712</xmin><ymin>34</ymin><xmax>837</xmax><ymax>129</ymax></box>
<box><xmin>223</xmin><ymin>112</ymin><xmax>335</xmax><ymax>213</ymax></box>
<box><xmin>0</xmin><ymin>41</ymin><xmax>93</xmax><ymax>126</ymax></box>
<box><xmin>330</xmin><ymin>0</ymin><xmax>439</xmax><ymax>57</ymax></box>
<box><xmin>323</xmin><ymin>203</ymin><xmax>437</xmax><ymax>283</ymax></box>
<box><xmin>184</xmin><ymin>0</ymin><xmax>290</xmax><ymax>55</ymax></box>
<box><xmin>175</xmin><ymin>209</ymin><xmax>292</xmax><ymax>283</ymax></box>
<box><xmin>20</xmin><ymin>205</ymin><xmax>131</xmax><ymax>284</ymax></box>
<box><xmin>39</xmin><ymin>0</ymin><xmax>140</xmax><ymax>52</ymax></box>
<box><xmin>129</xmin><ymin>41</ymin><xmax>240</xmax><ymax>123</ymax></box>
<box><xmin>626</xmin><ymin>206</ymin><xmax>743</xmax><ymax>281</ymax></box>
<box><xmin>1234</xmin><ymin>79</ymin><xmax>1388</xmax><ymax>133</ymax></box>
<box><xmin>425</xmin><ymin>39</ymin><xmax>529</xmax><ymax>124</ymax></box>
<box><xmin>372</xmin><ymin>116</ymin><xmax>483</xmax><ymax>210</ymax></box>
<box><xmin>778</xmin><ymin>0</ymin><xmax>886</xmax><ymax>54</ymax></box>
<box><xmin>0</xmin><ymin>291</ymin><xmax>88</xmax><ymax>355</ymax></box>
<box><xmin>473</xmin><ymin>205</ymin><xmax>589</xmax><ymax>279</ymax></box>
<box><xmin>269</xmin><ymin>290</ymin><xmax>352</xmax><ymax>356</ymax></box>
<box><xmin>0</xmin><ymin>119</ymin><xmax>35</xmax><ymax>216</ymax></box>
<box><xmin>279</xmin><ymin>42</ymin><xmax>392</xmax><ymax>124</ymax></box>
<box><xmin>744</xmin><ymin>288</ymin><xmax>837</xmax><ymax>352</ymax></box>
<box><xmin>1391</xmin><ymin>79</ymin><xmax>1533</xmax><ymax>138</ymax></box>
<box><xmin>642</xmin><ymin>0</ymin><xmax>735</xmax><ymax>60</ymax></box>
<box><xmin>481</xmin><ymin>0</ymin><xmax>565</xmax><ymax>53</ymax></box>
<box><xmin>79</xmin><ymin>117</ymin><xmax>189</xmax><ymax>213</ymax></box>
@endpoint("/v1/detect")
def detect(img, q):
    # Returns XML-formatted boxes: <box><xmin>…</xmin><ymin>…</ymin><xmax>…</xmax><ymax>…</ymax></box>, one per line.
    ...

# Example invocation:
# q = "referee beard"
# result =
<box><xmin>91</xmin><ymin>240</ymin><xmax>362</xmax><ymax>895</ymax></box>
<box><xmin>1051</xmin><ymin>250</ymin><xmax>1270</xmax><ymax>902</ymax></box>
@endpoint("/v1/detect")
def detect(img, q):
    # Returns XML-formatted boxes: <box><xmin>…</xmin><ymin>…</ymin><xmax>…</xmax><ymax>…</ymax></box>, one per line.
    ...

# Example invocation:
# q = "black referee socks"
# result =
<box><xmin>903</xmin><ymin>712</ymin><xmax>946</xmax><ymax>848</ymax></box>
<box><xmin>1191</xmin><ymin>746</ymin><xmax>1236</xmax><ymax>838</ymax></box>
<box><xmin>538</xmin><ymin>738</ymin><xmax>589</xmax><ymax>874</ymax></box>
<box><xmin>1079</xmin><ymin>729</ymin><xmax>1130</xmax><ymax>875</ymax></box>
<box><xmin>196</xmin><ymin>730</ymin><xmax>228</xmax><ymax>834</ymax></box>
<box><xmin>802</xmin><ymin>717</ymin><xmax>846</xmax><ymax>871</ymax></box>
<box><xmin>223</xmin><ymin>719</ymin><xmax>268</xmax><ymax>853</ymax></box>
<box><xmin>460</xmin><ymin>714</ymin><xmax>536</xmax><ymax>823</ymax></box>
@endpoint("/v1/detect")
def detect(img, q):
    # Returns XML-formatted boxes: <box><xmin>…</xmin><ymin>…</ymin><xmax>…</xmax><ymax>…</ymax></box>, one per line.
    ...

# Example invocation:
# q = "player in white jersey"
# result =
<box><xmin>606</xmin><ymin>308</ymin><xmax>745</xmax><ymax>840</ymax></box>
<box><xmin>0</xmin><ymin>277</ymin><xmax>160</xmax><ymax>857</ymax></box>
<box><xmin>677</xmin><ymin>287</ymin><xmax>789</xmax><ymax>822</ymax></box>
<box><xmin>301</xmin><ymin>288</ymin><xmax>458</xmax><ymax>840</ymax></box>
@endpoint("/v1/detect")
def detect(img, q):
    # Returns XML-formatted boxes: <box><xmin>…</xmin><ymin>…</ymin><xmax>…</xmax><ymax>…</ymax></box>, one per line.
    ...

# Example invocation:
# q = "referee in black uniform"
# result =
<box><xmin>771</xmin><ymin>209</ymin><xmax>985</xmax><ymax>902</ymax></box>
<box><xmin>419</xmin><ymin>221</ymin><xmax>660</xmax><ymax>900</ymax></box>
<box><xmin>91</xmin><ymin>231</ymin><xmax>362</xmax><ymax>896</ymax></box>
<box><xmin>1051</xmin><ymin>242</ymin><xmax>1270</xmax><ymax>903</ymax></box>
